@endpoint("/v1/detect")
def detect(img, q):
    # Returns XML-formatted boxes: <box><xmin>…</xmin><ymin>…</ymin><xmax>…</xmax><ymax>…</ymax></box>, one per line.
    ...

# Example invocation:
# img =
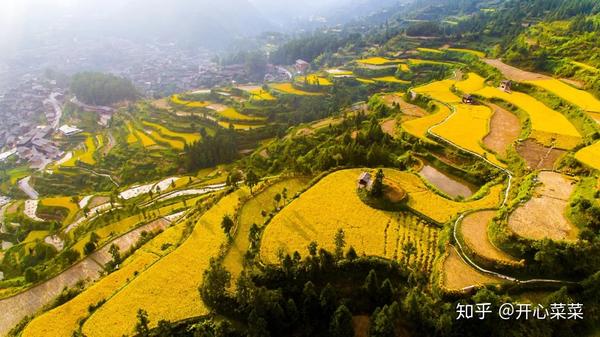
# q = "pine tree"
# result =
<box><xmin>370</xmin><ymin>169</ymin><xmax>385</xmax><ymax>198</ymax></box>
<box><xmin>329</xmin><ymin>305</ymin><xmax>354</xmax><ymax>337</ymax></box>
<box><xmin>135</xmin><ymin>309</ymin><xmax>150</xmax><ymax>337</ymax></box>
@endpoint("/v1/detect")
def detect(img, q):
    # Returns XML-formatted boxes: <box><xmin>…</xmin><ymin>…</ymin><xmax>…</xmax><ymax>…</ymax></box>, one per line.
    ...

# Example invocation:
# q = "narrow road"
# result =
<box><xmin>17</xmin><ymin>176</ymin><xmax>39</xmax><ymax>200</ymax></box>
<box><xmin>0</xmin><ymin>218</ymin><xmax>171</xmax><ymax>337</ymax></box>
<box><xmin>44</xmin><ymin>92</ymin><xmax>63</xmax><ymax>130</ymax></box>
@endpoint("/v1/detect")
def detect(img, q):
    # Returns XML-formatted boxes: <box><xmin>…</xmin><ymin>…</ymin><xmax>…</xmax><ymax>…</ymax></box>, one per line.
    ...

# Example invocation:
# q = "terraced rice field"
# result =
<box><xmin>372</xmin><ymin>76</ymin><xmax>410</xmax><ymax>84</ymax></box>
<box><xmin>417</xmin><ymin>47</ymin><xmax>443</xmax><ymax>54</ymax></box>
<box><xmin>142</xmin><ymin>121</ymin><xmax>200</xmax><ymax>149</ymax></box>
<box><xmin>442</xmin><ymin>246</ymin><xmax>501</xmax><ymax>291</ymax></box>
<box><xmin>525</xmin><ymin>78</ymin><xmax>600</xmax><ymax>113</ymax></box>
<box><xmin>270</xmin><ymin>83</ymin><xmax>323</xmax><ymax>96</ymax></box>
<box><xmin>24</xmin><ymin>230</ymin><xmax>50</xmax><ymax>243</ymax></box>
<box><xmin>575</xmin><ymin>140</ymin><xmax>600</xmax><ymax>170</ymax></box>
<box><xmin>146</xmin><ymin>129</ymin><xmax>184</xmax><ymax>150</ymax></box>
<box><xmin>246</xmin><ymin>88</ymin><xmax>276</xmax><ymax>101</ymax></box>
<box><xmin>475</xmin><ymin>87</ymin><xmax>581</xmax><ymax>149</ymax></box>
<box><xmin>22</xmin><ymin>252</ymin><xmax>159</xmax><ymax>337</ymax></box>
<box><xmin>261</xmin><ymin>169</ymin><xmax>500</xmax><ymax>269</ymax></box>
<box><xmin>356</xmin><ymin>57</ymin><xmax>401</xmax><ymax>65</ymax></box>
<box><xmin>0</xmin><ymin>218</ymin><xmax>170</xmax><ymax>337</ymax></box>
<box><xmin>61</xmin><ymin>135</ymin><xmax>98</xmax><ymax>167</ymax></box>
<box><xmin>384</xmin><ymin>169</ymin><xmax>503</xmax><ymax>224</ymax></box>
<box><xmin>408</xmin><ymin>59</ymin><xmax>456</xmax><ymax>67</ymax></box>
<box><xmin>508</xmin><ymin>171</ymin><xmax>578</xmax><ymax>241</ymax></box>
<box><xmin>39</xmin><ymin>197</ymin><xmax>79</xmax><ymax>224</ymax></box>
<box><xmin>459</xmin><ymin>210</ymin><xmax>517</xmax><ymax>264</ymax></box>
<box><xmin>430</xmin><ymin>104</ymin><xmax>503</xmax><ymax>167</ymax></box>
<box><xmin>572</xmin><ymin>61</ymin><xmax>599</xmax><ymax>73</ymax></box>
<box><xmin>401</xmin><ymin>104</ymin><xmax>452</xmax><ymax>141</ymax></box>
<box><xmin>217</xmin><ymin>121</ymin><xmax>265</xmax><ymax>130</ymax></box>
<box><xmin>455</xmin><ymin>72</ymin><xmax>486</xmax><ymax>93</ymax></box>
<box><xmin>483</xmin><ymin>104</ymin><xmax>521</xmax><ymax>157</ymax></box>
<box><xmin>125</xmin><ymin>123</ymin><xmax>138</xmax><ymax>144</ymax></box>
<box><xmin>20</xmin><ymin>218</ymin><xmax>187</xmax><ymax>337</ymax></box>
<box><xmin>170</xmin><ymin>94</ymin><xmax>209</xmax><ymax>108</ymax></box>
<box><xmin>222</xmin><ymin>178</ymin><xmax>310</xmax><ymax>281</ymax></box>
<box><xmin>446</xmin><ymin>48</ymin><xmax>486</xmax><ymax>58</ymax></box>
<box><xmin>218</xmin><ymin>107</ymin><xmax>265</xmax><ymax>122</ymax></box>
<box><xmin>413</xmin><ymin>79</ymin><xmax>461</xmax><ymax>104</ymax></box>
<box><xmin>356</xmin><ymin>78</ymin><xmax>376</xmax><ymax>84</ymax></box>
<box><xmin>81</xmin><ymin>190</ymin><xmax>247</xmax><ymax>337</ymax></box>
<box><xmin>261</xmin><ymin>171</ymin><xmax>440</xmax><ymax>271</ymax></box>
<box><xmin>296</xmin><ymin>74</ymin><xmax>333</xmax><ymax>86</ymax></box>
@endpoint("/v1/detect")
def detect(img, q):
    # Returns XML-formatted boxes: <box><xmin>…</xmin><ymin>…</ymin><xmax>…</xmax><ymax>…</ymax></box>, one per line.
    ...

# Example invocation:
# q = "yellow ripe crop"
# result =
<box><xmin>525</xmin><ymin>79</ymin><xmax>600</xmax><ymax>113</ymax></box>
<box><xmin>447</xmin><ymin>48</ymin><xmax>486</xmax><ymax>58</ymax></box>
<box><xmin>217</xmin><ymin>121</ymin><xmax>265</xmax><ymax>130</ymax></box>
<box><xmin>413</xmin><ymin>79</ymin><xmax>461</xmax><ymax>104</ymax></box>
<box><xmin>431</xmin><ymin>104</ymin><xmax>504</xmax><ymax>167</ymax></box>
<box><xmin>218</xmin><ymin>107</ymin><xmax>265</xmax><ymax>122</ymax></box>
<box><xmin>23</xmin><ymin>230</ymin><xmax>49</xmax><ymax>243</ymax></box>
<box><xmin>401</xmin><ymin>104</ymin><xmax>452</xmax><ymax>141</ymax></box>
<box><xmin>295</xmin><ymin>74</ymin><xmax>333</xmax><ymax>86</ymax></box>
<box><xmin>455</xmin><ymin>72</ymin><xmax>486</xmax><ymax>93</ymax></box>
<box><xmin>81</xmin><ymin>190</ymin><xmax>247</xmax><ymax>337</ymax></box>
<box><xmin>575</xmin><ymin>140</ymin><xmax>600</xmax><ymax>170</ymax></box>
<box><xmin>442</xmin><ymin>246</ymin><xmax>501</xmax><ymax>290</ymax></box>
<box><xmin>270</xmin><ymin>83</ymin><xmax>324</xmax><ymax>96</ymax></box>
<box><xmin>125</xmin><ymin>123</ymin><xmax>138</xmax><ymax>144</ymax></box>
<box><xmin>142</xmin><ymin>121</ymin><xmax>200</xmax><ymax>149</ymax></box>
<box><xmin>261</xmin><ymin>169</ymin><xmax>502</xmax><ymax>269</ymax></box>
<box><xmin>372</xmin><ymin>76</ymin><xmax>410</xmax><ymax>84</ymax></box>
<box><xmin>356</xmin><ymin>57</ymin><xmax>401</xmax><ymax>65</ymax></box>
<box><xmin>61</xmin><ymin>135</ymin><xmax>98</xmax><ymax>167</ymax></box>
<box><xmin>170</xmin><ymin>94</ymin><xmax>209</xmax><ymax>108</ymax></box>
<box><xmin>247</xmin><ymin>88</ymin><xmax>276</xmax><ymax>101</ymax></box>
<box><xmin>22</xmin><ymin>252</ymin><xmax>159</xmax><ymax>337</ymax></box>
<box><xmin>356</xmin><ymin>78</ymin><xmax>376</xmax><ymax>84</ymax></box>
<box><xmin>408</xmin><ymin>59</ymin><xmax>456</xmax><ymax>67</ymax></box>
<box><xmin>475</xmin><ymin>87</ymin><xmax>581</xmax><ymax>149</ymax></box>
<box><xmin>223</xmin><ymin>178</ymin><xmax>310</xmax><ymax>281</ymax></box>
<box><xmin>571</xmin><ymin>61</ymin><xmax>599</xmax><ymax>73</ymax></box>
<box><xmin>40</xmin><ymin>196</ymin><xmax>79</xmax><ymax>224</ymax></box>
<box><xmin>384</xmin><ymin>169</ymin><xmax>503</xmax><ymax>224</ymax></box>
<box><xmin>417</xmin><ymin>47</ymin><xmax>443</xmax><ymax>54</ymax></box>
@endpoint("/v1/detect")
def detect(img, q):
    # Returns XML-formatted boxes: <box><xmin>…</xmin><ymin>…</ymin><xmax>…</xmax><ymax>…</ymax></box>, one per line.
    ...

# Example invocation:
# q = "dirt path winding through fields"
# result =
<box><xmin>0</xmin><ymin>218</ymin><xmax>170</xmax><ymax>336</ymax></box>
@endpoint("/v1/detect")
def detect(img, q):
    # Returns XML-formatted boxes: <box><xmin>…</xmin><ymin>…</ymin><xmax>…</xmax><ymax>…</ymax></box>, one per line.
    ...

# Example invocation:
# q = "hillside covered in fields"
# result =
<box><xmin>2</xmin><ymin>1</ymin><xmax>600</xmax><ymax>337</ymax></box>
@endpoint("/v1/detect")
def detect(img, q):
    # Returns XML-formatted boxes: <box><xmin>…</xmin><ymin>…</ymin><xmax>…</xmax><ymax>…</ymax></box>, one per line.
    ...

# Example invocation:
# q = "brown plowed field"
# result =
<box><xmin>508</xmin><ymin>171</ymin><xmax>577</xmax><ymax>241</ymax></box>
<box><xmin>483</xmin><ymin>104</ymin><xmax>521</xmax><ymax>157</ymax></box>
<box><xmin>460</xmin><ymin>210</ymin><xmax>517</xmax><ymax>264</ymax></box>
<box><xmin>517</xmin><ymin>139</ymin><xmax>567</xmax><ymax>170</ymax></box>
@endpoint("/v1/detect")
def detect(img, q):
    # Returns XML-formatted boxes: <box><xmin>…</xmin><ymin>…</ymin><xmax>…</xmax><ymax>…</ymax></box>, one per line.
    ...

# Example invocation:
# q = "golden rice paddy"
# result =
<box><xmin>270</xmin><ymin>83</ymin><xmax>323</xmax><ymax>96</ymax></box>
<box><xmin>81</xmin><ymin>190</ymin><xmax>247</xmax><ymax>337</ymax></box>
<box><xmin>475</xmin><ymin>87</ymin><xmax>581</xmax><ymax>149</ymax></box>
<box><xmin>260</xmin><ymin>170</ymin><xmax>440</xmax><ymax>271</ymax></box>
<box><xmin>574</xmin><ymin>140</ymin><xmax>600</xmax><ymax>171</ymax></box>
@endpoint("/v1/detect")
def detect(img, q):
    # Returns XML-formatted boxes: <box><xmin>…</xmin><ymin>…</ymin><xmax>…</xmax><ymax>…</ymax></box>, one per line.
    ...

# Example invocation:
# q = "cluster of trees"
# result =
<box><xmin>184</xmin><ymin>128</ymin><xmax>238</xmax><ymax>171</ymax></box>
<box><xmin>270</xmin><ymin>32</ymin><xmax>364</xmax><ymax>65</ymax></box>
<box><xmin>251</xmin><ymin>112</ymin><xmax>406</xmax><ymax>174</ymax></box>
<box><xmin>71</xmin><ymin>72</ymin><xmax>138</xmax><ymax>106</ymax></box>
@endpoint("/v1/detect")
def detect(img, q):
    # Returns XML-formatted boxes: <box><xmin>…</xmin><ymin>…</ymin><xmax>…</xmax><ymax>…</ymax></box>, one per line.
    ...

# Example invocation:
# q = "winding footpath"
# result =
<box><xmin>424</xmin><ymin>98</ymin><xmax>575</xmax><ymax>289</ymax></box>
